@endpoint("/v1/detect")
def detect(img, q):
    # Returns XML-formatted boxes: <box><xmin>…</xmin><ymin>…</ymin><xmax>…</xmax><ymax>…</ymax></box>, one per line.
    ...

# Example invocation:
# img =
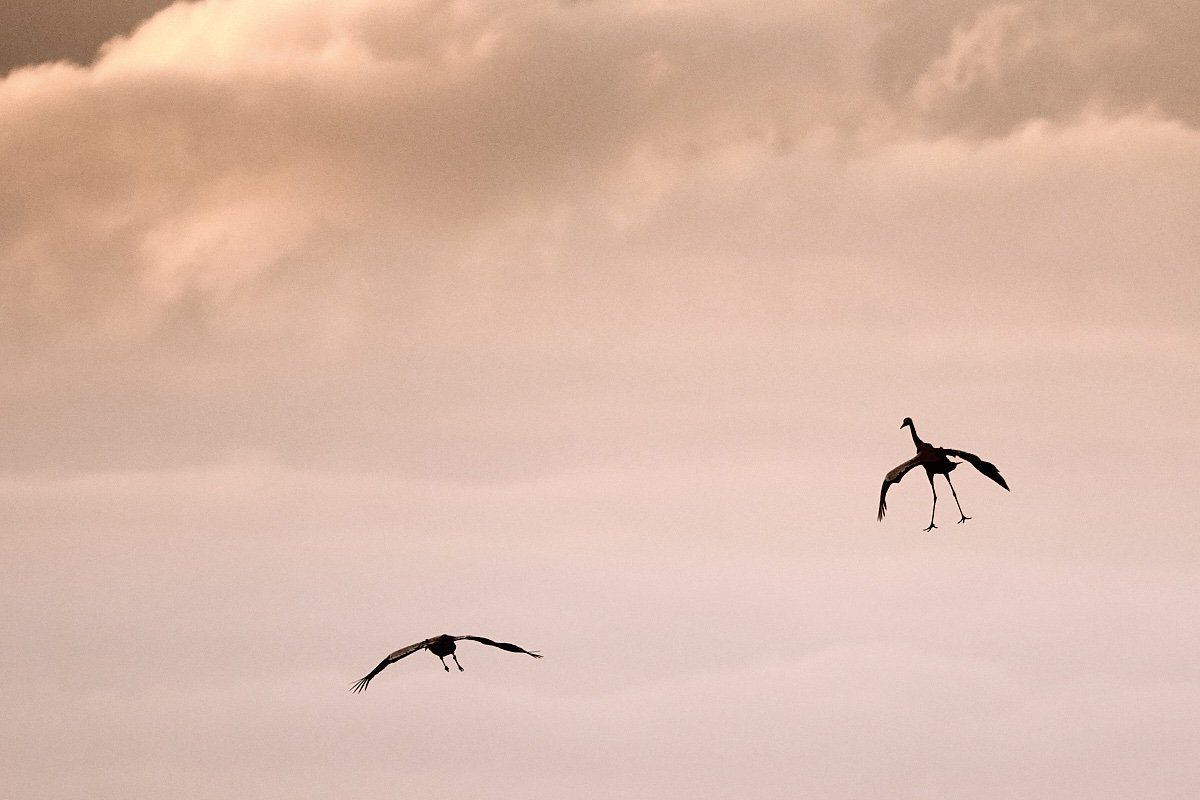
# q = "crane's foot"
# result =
<box><xmin>923</xmin><ymin>522</ymin><xmax>937</xmax><ymax>532</ymax></box>
<box><xmin>957</xmin><ymin>515</ymin><xmax>971</xmax><ymax>524</ymax></box>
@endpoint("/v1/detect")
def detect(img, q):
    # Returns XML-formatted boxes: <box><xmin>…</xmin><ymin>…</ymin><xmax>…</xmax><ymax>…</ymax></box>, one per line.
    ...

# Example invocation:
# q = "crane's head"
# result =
<box><xmin>900</xmin><ymin>417</ymin><xmax>914</xmax><ymax>429</ymax></box>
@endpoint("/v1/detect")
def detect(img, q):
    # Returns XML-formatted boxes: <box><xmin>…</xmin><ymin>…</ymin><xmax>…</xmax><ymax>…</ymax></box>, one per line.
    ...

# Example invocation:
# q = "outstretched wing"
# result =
<box><xmin>350</xmin><ymin>637</ymin><xmax>439</xmax><ymax>692</ymax></box>
<box><xmin>878</xmin><ymin>455</ymin><xmax>923</xmax><ymax>521</ymax></box>
<box><xmin>944</xmin><ymin>448</ymin><xmax>1009</xmax><ymax>491</ymax></box>
<box><xmin>456</xmin><ymin>635</ymin><xmax>543</xmax><ymax>659</ymax></box>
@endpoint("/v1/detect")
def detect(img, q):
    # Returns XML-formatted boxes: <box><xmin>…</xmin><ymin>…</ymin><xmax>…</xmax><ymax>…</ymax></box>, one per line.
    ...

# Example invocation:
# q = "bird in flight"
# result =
<box><xmin>351</xmin><ymin>634</ymin><xmax>542</xmax><ymax>692</ymax></box>
<box><xmin>878</xmin><ymin>417</ymin><xmax>1009</xmax><ymax>531</ymax></box>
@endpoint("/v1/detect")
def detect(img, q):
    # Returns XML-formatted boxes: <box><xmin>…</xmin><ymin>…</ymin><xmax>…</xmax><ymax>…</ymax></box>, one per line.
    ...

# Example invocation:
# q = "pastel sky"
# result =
<box><xmin>3</xmin><ymin>2</ymin><xmax>1198</xmax><ymax>798</ymax></box>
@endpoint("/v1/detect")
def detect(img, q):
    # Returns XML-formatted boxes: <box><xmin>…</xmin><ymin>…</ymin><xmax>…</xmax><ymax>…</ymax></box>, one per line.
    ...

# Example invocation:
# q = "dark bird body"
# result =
<box><xmin>878</xmin><ymin>417</ymin><xmax>1009</xmax><ymax>531</ymax></box>
<box><xmin>351</xmin><ymin>634</ymin><xmax>542</xmax><ymax>692</ymax></box>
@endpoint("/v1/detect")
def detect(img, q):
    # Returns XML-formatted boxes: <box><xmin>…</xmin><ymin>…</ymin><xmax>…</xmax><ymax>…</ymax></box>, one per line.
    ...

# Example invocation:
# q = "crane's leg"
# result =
<box><xmin>452</xmin><ymin>653</ymin><xmax>464</xmax><ymax>672</ymax></box>
<box><xmin>945</xmin><ymin>475</ymin><xmax>971</xmax><ymax>524</ymax></box>
<box><xmin>438</xmin><ymin>655</ymin><xmax>450</xmax><ymax>672</ymax></box>
<box><xmin>925</xmin><ymin>475</ymin><xmax>938</xmax><ymax>531</ymax></box>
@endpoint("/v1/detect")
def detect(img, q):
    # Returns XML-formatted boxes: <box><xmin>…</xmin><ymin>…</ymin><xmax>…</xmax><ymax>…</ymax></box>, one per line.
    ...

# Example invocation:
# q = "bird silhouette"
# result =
<box><xmin>878</xmin><ymin>417</ymin><xmax>1009</xmax><ymax>531</ymax></box>
<box><xmin>351</xmin><ymin>634</ymin><xmax>542</xmax><ymax>691</ymax></box>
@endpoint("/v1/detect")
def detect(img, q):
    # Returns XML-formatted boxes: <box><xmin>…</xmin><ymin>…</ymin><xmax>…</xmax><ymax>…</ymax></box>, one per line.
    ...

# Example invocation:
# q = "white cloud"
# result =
<box><xmin>3</xmin><ymin>0</ymin><xmax>1196</xmax><ymax>350</ymax></box>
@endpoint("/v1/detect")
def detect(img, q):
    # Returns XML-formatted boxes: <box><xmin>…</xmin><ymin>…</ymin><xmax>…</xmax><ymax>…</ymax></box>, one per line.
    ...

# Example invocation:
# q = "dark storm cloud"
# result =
<box><xmin>0</xmin><ymin>0</ymin><xmax>174</xmax><ymax>74</ymax></box>
<box><xmin>876</xmin><ymin>0</ymin><xmax>1200</xmax><ymax>134</ymax></box>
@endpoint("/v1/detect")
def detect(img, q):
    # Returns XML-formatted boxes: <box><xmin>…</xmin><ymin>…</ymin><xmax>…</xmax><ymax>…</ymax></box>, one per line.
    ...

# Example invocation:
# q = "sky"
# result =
<box><xmin>2</xmin><ymin>1</ymin><xmax>1198</xmax><ymax>797</ymax></box>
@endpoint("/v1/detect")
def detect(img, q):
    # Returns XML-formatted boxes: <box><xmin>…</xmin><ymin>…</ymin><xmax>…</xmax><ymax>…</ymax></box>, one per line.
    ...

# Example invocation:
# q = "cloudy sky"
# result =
<box><xmin>3</xmin><ymin>1</ymin><xmax>1198</xmax><ymax>797</ymax></box>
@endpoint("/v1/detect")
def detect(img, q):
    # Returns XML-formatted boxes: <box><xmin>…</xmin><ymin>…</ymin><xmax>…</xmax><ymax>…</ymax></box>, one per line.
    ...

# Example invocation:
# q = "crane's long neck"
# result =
<box><xmin>906</xmin><ymin>422</ymin><xmax>926</xmax><ymax>450</ymax></box>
